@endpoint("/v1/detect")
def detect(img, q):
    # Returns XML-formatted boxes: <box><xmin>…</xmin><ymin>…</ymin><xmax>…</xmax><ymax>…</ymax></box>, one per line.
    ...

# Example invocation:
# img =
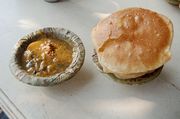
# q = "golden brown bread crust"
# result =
<box><xmin>92</xmin><ymin>8</ymin><xmax>173</xmax><ymax>77</ymax></box>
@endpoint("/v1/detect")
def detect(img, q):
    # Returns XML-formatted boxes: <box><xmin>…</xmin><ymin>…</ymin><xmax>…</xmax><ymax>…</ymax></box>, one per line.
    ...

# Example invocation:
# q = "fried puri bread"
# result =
<box><xmin>92</xmin><ymin>8</ymin><xmax>173</xmax><ymax>79</ymax></box>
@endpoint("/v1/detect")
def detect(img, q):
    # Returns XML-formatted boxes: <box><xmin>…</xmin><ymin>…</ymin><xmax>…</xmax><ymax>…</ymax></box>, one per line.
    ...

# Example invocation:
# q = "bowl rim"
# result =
<box><xmin>9</xmin><ymin>27</ymin><xmax>85</xmax><ymax>86</ymax></box>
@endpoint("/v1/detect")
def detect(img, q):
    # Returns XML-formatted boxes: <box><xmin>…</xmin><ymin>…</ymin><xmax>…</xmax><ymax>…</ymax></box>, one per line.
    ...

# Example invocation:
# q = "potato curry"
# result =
<box><xmin>22</xmin><ymin>38</ymin><xmax>72</xmax><ymax>77</ymax></box>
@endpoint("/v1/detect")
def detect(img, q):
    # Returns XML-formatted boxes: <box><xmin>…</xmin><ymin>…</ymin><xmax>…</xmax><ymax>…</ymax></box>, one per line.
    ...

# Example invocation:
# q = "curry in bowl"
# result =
<box><xmin>10</xmin><ymin>27</ymin><xmax>85</xmax><ymax>86</ymax></box>
<box><xmin>22</xmin><ymin>38</ymin><xmax>73</xmax><ymax>77</ymax></box>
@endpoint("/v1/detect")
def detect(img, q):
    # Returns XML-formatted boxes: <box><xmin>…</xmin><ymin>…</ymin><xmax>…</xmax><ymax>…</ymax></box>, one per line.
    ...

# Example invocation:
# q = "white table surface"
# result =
<box><xmin>0</xmin><ymin>0</ymin><xmax>180</xmax><ymax>119</ymax></box>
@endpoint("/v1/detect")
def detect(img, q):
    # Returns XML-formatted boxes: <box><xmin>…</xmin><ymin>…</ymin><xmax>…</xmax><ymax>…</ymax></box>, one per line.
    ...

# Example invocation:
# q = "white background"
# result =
<box><xmin>0</xmin><ymin>0</ymin><xmax>180</xmax><ymax>119</ymax></box>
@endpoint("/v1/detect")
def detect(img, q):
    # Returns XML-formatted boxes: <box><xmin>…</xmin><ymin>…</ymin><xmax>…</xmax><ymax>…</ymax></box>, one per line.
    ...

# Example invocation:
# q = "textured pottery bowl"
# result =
<box><xmin>10</xmin><ymin>27</ymin><xmax>85</xmax><ymax>86</ymax></box>
<box><xmin>92</xmin><ymin>50</ymin><xmax>163</xmax><ymax>85</ymax></box>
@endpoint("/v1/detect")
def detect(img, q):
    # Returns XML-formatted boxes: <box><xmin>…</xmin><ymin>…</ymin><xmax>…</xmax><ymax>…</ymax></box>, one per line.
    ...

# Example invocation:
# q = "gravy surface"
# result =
<box><xmin>22</xmin><ymin>38</ymin><xmax>72</xmax><ymax>77</ymax></box>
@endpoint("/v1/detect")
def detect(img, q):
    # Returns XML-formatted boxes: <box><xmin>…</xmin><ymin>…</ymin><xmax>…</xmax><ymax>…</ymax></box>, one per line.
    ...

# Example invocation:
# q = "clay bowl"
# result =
<box><xmin>10</xmin><ymin>27</ymin><xmax>85</xmax><ymax>86</ymax></box>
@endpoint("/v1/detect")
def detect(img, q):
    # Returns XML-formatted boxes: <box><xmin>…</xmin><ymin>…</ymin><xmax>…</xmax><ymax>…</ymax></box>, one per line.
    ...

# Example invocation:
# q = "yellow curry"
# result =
<box><xmin>22</xmin><ymin>38</ymin><xmax>72</xmax><ymax>77</ymax></box>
